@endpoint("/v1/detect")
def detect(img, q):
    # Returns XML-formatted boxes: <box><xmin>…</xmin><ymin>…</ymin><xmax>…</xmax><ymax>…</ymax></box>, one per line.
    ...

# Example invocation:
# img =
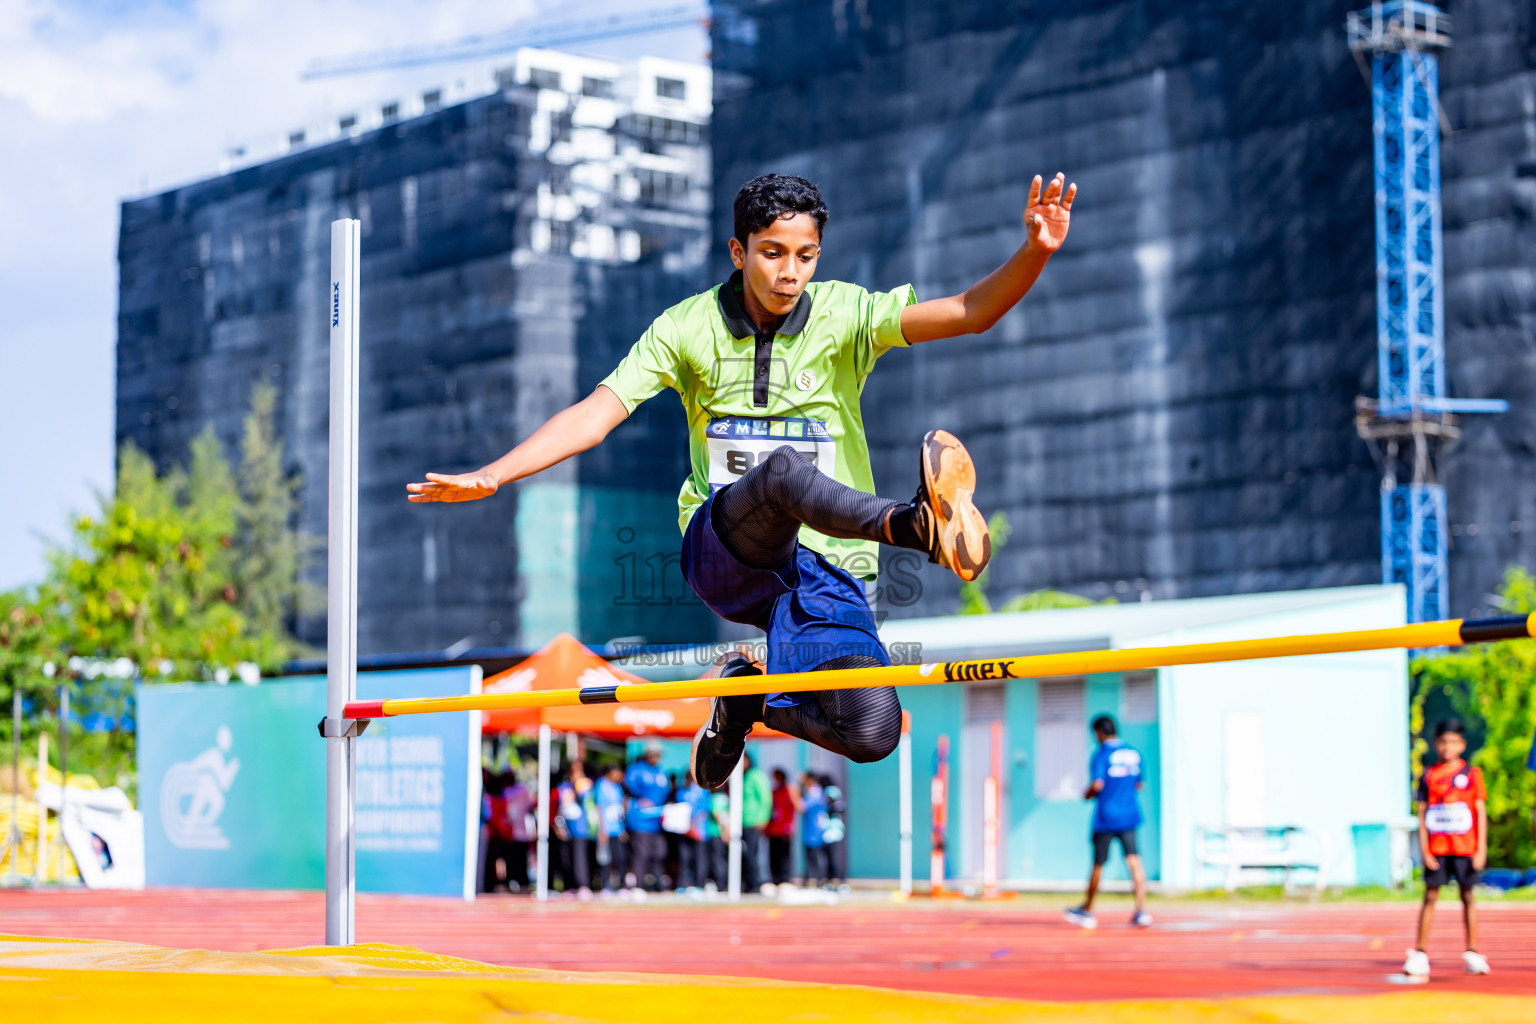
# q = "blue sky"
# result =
<box><xmin>0</xmin><ymin>0</ymin><xmax>707</xmax><ymax>588</ymax></box>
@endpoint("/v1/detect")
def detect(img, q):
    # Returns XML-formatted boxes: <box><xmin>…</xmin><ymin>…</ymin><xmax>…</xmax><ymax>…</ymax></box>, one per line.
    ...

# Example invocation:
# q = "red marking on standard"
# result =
<box><xmin>344</xmin><ymin>700</ymin><xmax>388</xmax><ymax>719</ymax></box>
<box><xmin>4</xmin><ymin>891</ymin><xmax>1535</xmax><ymax>1001</ymax></box>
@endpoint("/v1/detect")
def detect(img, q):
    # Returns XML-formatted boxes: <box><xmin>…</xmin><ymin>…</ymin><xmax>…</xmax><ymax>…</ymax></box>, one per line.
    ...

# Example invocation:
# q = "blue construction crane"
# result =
<box><xmin>1348</xmin><ymin>1</ymin><xmax>1506</xmax><ymax>624</ymax></box>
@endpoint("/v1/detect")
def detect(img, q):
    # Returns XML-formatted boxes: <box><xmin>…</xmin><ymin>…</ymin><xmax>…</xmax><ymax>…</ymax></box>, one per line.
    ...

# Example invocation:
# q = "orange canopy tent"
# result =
<box><xmin>479</xmin><ymin>633</ymin><xmax>780</xmax><ymax>739</ymax></box>
<box><xmin>482</xmin><ymin>635</ymin><xmax>785</xmax><ymax>900</ymax></box>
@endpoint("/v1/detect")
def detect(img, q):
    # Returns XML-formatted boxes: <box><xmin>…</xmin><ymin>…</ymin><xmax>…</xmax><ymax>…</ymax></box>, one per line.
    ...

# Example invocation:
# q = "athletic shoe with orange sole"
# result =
<box><xmin>905</xmin><ymin>429</ymin><xmax>991</xmax><ymax>582</ymax></box>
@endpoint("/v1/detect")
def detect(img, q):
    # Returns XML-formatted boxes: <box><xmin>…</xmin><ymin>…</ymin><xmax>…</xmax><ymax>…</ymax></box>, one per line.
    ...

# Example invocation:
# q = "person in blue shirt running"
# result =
<box><xmin>624</xmin><ymin>741</ymin><xmax>671</xmax><ymax>892</ymax></box>
<box><xmin>1065</xmin><ymin>715</ymin><xmax>1150</xmax><ymax>929</ymax></box>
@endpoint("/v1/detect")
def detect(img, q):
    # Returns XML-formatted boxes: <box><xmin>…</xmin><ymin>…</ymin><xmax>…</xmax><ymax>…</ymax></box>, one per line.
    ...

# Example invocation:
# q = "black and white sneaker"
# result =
<box><xmin>691</xmin><ymin>653</ymin><xmax>763</xmax><ymax>791</ymax></box>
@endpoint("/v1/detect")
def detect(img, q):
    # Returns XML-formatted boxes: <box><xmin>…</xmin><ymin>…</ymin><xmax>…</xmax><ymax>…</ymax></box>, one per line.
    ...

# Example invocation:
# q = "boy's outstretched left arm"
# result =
<box><xmin>900</xmin><ymin>172</ymin><xmax>1075</xmax><ymax>345</ymax></box>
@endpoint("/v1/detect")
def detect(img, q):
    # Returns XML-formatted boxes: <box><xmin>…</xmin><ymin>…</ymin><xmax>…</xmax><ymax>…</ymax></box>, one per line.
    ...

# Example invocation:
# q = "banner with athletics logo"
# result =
<box><xmin>137</xmin><ymin>667</ymin><xmax>481</xmax><ymax>897</ymax></box>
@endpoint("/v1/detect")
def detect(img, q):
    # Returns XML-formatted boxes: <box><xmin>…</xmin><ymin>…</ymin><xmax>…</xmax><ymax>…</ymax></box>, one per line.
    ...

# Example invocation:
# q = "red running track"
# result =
<box><xmin>2</xmin><ymin>889</ymin><xmax>1533</xmax><ymax>1001</ymax></box>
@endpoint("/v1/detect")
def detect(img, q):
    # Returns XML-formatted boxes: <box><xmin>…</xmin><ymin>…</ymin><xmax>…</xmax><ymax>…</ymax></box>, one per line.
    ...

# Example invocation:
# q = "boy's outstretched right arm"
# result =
<box><xmin>406</xmin><ymin>385</ymin><xmax>629</xmax><ymax>503</ymax></box>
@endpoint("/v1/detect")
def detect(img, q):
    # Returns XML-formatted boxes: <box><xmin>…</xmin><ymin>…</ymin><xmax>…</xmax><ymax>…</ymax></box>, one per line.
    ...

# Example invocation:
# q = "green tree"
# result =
<box><xmin>996</xmin><ymin>589</ymin><xmax>1101</xmax><ymax>613</ymax></box>
<box><xmin>48</xmin><ymin>441</ymin><xmax>264</xmax><ymax>674</ymax></box>
<box><xmin>0</xmin><ymin>587</ymin><xmax>59</xmax><ymax>751</ymax></box>
<box><xmin>235</xmin><ymin>382</ymin><xmax>313</xmax><ymax>652</ymax></box>
<box><xmin>957</xmin><ymin>512</ymin><xmax>1012</xmax><ymax>615</ymax></box>
<box><xmin>3</xmin><ymin>391</ymin><xmax>313</xmax><ymax>793</ymax></box>
<box><xmin>1410</xmin><ymin>565</ymin><xmax>1536</xmax><ymax>868</ymax></box>
<box><xmin>957</xmin><ymin>511</ymin><xmax>1110</xmax><ymax>615</ymax></box>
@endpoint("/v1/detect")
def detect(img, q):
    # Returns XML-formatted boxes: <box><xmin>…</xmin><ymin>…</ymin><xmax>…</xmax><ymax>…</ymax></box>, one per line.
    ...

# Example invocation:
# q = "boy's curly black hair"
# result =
<box><xmin>733</xmin><ymin>173</ymin><xmax>828</xmax><ymax>243</ymax></box>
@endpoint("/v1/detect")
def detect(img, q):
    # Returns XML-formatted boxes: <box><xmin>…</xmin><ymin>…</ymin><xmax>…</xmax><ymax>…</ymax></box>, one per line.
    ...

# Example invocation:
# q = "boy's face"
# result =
<box><xmin>729</xmin><ymin>212</ymin><xmax>822</xmax><ymax>319</ymax></box>
<box><xmin>1435</xmin><ymin>731</ymin><xmax>1467</xmax><ymax>762</ymax></box>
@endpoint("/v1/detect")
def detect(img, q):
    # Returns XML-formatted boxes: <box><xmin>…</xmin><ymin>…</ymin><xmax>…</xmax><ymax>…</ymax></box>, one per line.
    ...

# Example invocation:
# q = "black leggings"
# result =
<box><xmin>762</xmin><ymin>655</ymin><xmax>902</xmax><ymax>763</ymax></box>
<box><xmin>804</xmin><ymin>845</ymin><xmax>830</xmax><ymax>886</ymax></box>
<box><xmin>599</xmin><ymin>835</ymin><xmax>627</xmax><ymax>891</ymax></box>
<box><xmin>629</xmin><ymin>831</ymin><xmax>667</xmax><ymax>889</ymax></box>
<box><xmin>482</xmin><ymin>835</ymin><xmax>525</xmax><ymax>892</ymax></box>
<box><xmin>712</xmin><ymin>446</ymin><xmax>906</xmax><ymax>570</ymax></box>
<box><xmin>563</xmin><ymin>836</ymin><xmax>592</xmax><ymax>891</ymax></box>
<box><xmin>712</xmin><ymin>452</ymin><xmax>907</xmax><ymax>764</ymax></box>
<box><xmin>769</xmin><ymin>835</ymin><xmax>794</xmax><ymax>885</ymax></box>
<box><xmin>677</xmin><ymin>838</ymin><xmax>707</xmax><ymax>888</ymax></box>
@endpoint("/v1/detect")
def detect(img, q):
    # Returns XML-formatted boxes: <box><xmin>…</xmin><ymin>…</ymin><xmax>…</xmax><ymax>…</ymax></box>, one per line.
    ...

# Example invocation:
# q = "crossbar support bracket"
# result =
<box><xmin>318</xmin><ymin>717</ymin><xmax>370</xmax><ymax>739</ymax></box>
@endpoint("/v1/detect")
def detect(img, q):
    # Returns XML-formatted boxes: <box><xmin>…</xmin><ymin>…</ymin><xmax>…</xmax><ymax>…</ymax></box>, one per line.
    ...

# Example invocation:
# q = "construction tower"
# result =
<box><xmin>1348</xmin><ymin>1</ymin><xmax>1505</xmax><ymax>623</ymax></box>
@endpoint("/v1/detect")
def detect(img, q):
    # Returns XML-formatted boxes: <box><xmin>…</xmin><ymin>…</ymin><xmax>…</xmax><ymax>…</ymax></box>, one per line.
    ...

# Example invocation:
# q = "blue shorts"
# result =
<box><xmin>681</xmin><ymin>492</ymin><xmax>889</xmax><ymax>707</ymax></box>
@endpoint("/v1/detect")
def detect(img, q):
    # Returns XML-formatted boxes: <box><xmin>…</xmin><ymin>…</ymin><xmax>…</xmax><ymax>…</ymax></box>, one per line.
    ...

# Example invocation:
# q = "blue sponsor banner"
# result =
<box><xmin>137</xmin><ymin>667</ymin><xmax>480</xmax><ymax>898</ymax></box>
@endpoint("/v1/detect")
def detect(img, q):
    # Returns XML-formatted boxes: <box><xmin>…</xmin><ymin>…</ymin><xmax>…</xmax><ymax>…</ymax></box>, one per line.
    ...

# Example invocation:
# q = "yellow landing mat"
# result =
<box><xmin>0</xmin><ymin>934</ymin><xmax>1531</xmax><ymax>1024</ymax></box>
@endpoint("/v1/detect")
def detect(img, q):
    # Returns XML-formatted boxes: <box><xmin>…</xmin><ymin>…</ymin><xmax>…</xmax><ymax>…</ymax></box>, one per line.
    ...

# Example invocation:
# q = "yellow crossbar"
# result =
<box><xmin>342</xmin><ymin>613</ymin><xmax>1534</xmax><ymax>720</ymax></box>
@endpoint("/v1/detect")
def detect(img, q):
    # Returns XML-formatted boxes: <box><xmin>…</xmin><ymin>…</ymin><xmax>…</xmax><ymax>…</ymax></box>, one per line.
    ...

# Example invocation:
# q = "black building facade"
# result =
<box><xmin>711</xmin><ymin>0</ymin><xmax>1536</xmax><ymax>620</ymax></box>
<box><xmin>117</xmin><ymin>63</ymin><xmax>717</xmax><ymax>655</ymax></box>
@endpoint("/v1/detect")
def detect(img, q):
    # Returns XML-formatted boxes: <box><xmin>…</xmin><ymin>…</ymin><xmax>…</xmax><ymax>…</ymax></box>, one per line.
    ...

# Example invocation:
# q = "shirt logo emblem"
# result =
<box><xmin>796</xmin><ymin>370</ymin><xmax>816</xmax><ymax>391</ymax></box>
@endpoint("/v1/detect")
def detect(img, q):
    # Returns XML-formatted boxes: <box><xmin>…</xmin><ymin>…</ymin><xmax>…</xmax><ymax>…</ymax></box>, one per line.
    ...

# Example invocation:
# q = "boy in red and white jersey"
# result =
<box><xmin>1404</xmin><ymin>718</ymin><xmax>1489</xmax><ymax>979</ymax></box>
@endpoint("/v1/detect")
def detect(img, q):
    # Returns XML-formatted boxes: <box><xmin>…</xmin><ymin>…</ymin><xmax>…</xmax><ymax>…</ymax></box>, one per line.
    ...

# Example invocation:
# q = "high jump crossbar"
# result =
<box><xmin>343</xmin><ymin>614</ymin><xmax>1536</xmax><ymax>721</ymax></box>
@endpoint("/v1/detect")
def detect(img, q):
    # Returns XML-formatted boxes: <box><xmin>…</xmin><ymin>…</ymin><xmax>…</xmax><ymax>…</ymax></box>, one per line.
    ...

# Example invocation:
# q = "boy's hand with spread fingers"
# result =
<box><xmin>1024</xmin><ymin>172</ymin><xmax>1076</xmax><ymax>255</ymax></box>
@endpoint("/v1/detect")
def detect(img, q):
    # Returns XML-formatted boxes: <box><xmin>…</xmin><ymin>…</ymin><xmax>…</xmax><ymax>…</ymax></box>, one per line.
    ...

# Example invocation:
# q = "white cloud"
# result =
<box><xmin>0</xmin><ymin>1</ymin><xmax>192</xmax><ymax>123</ymax></box>
<box><xmin>0</xmin><ymin>0</ymin><xmax>706</xmax><ymax>588</ymax></box>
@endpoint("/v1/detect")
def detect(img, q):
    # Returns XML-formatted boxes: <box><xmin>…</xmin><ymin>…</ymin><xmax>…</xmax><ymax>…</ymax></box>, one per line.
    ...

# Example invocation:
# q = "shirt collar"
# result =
<box><xmin>717</xmin><ymin>269</ymin><xmax>813</xmax><ymax>339</ymax></box>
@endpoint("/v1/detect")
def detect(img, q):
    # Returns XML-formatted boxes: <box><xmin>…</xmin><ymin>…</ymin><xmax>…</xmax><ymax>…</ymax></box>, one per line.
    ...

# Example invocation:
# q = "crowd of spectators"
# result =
<box><xmin>479</xmin><ymin>740</ymin><xmax>849</xmax><ymax>897</ymax></box>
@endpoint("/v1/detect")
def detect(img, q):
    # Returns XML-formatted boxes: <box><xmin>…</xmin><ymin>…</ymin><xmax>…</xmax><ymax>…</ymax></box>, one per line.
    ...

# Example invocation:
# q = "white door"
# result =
<box><xmin>1223</xmin><ymin>711</ymin><xmax>1265</xmax><ymax>827</ymax></box>
<box><xmin>1034</xmin><ymin>678</ymin><xmax>1087</xmax><ymax>802</ymax></box>
<box><xmin>961</xmin><ymin>683</ymin><xmax>1006</xmax><ymax>878</ymax></box>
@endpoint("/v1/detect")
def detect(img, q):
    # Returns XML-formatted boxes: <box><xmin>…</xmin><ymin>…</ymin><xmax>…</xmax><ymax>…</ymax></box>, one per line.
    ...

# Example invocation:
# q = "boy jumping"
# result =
<box><xmin>409</xmin><ymin>171</ymin><xmax>1075</xmax><ymax>786</ymax></box>
<box><xmin>1404</xmin><ymin>718</ymin><xmax>1490</xmax><ymax>978</ymax></box>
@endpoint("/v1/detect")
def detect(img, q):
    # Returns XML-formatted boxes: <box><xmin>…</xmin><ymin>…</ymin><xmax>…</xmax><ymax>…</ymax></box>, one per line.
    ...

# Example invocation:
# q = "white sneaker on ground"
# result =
<box><xmin>1131</xmin><ymin>910</ymin><xmax>1152</xmax><ymax>928</ymax></box>
<box><xmin>1403</xmin><ymin>949</ymin><xmax>1430</xmax><ymax>978</ymax></box>
<box><xmin>1463</xmin><ymin>950</ymin><xmax>1491</xmax><ymax>975</ymax></box>
<box><xmin>1063</xmin><ymin>906</ymin><xmax>1097</xmax><ymax>930</ymax></box>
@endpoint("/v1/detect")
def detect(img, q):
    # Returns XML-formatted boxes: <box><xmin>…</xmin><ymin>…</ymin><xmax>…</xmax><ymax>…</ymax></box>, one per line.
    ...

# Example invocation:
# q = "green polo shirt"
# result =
<box><xmin>599</xmin><ymin>271</ymin><xmax>915</xmax><ymax>577</ymax></box>
<box><xmin>742</xmin><ymin>766</ymin><xmax>772</xmax><ymax>830</ymax></box>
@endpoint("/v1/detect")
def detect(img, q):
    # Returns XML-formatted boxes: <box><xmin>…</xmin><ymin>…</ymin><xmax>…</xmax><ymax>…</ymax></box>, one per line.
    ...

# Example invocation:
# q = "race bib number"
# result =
<box><xmin>1426</xmin><ymin>802</ymin><xmax>1473</xmax><ymax>835</ymax></box>
<box><xmin>706</xmin><ymin>416</ymin><xmax>837</xmax><ymax>491</ymax></box>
